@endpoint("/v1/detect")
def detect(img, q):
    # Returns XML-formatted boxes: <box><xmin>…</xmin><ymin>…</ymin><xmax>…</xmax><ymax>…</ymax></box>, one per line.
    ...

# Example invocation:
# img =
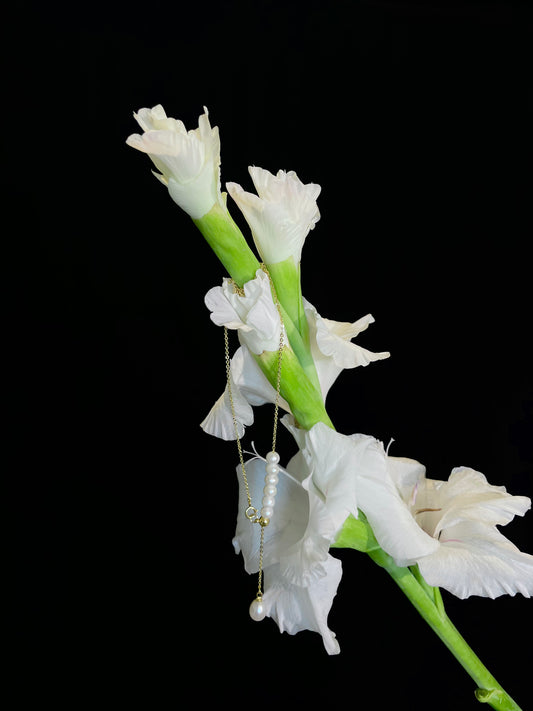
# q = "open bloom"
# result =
<box><xmin>307</xmin><ymin>418</ymin><xmax>533</xmax><ymax>599</ymax></box>
<box><xmin>126</xmin><ymin>105</ymin><xmax>223</xmax><ymax>219</ymax></box>
<box><xmin>232</xmin><ymin>448</ymin><xmax>342</xmax><ymax>654</ymax></box>
<box><xmin>389</xmin><ymin>464</ymin><xmax>533</xmax><ymax>598</ymax></box>
<box><xmin>227</xmin><ymin>167</ymin><xmax>321</xmax><ymax>264</ymax></box>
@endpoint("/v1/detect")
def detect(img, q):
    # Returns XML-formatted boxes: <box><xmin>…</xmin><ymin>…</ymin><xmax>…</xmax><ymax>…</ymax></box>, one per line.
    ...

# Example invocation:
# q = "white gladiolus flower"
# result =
<box><xmin>126</xmin><ymin>105</ymin><xmax>223</xmax><ymax>219</ymax></box>
<box><xmin>301</xmin><ymin>422</ymin><xmax>533</xmax><ymax>598</ymax></box>
<box><xmin>204</xmin><ymin>268</ymin><xmax>284</xmax><ymax>355</ymax></box>
<box><xmin>389</xmin><ymin>465</ymin><xmax>533</xmax><ymax>598</ymax></box>
<box><xmin>232</xmin><ymin>450</ymin><xmax>342</xmax><ymax>654</ymax></box>
<box><xmin>227</xmin><ymin>166</ymin><xmax>321</xmax><ymax>265</ymax></box>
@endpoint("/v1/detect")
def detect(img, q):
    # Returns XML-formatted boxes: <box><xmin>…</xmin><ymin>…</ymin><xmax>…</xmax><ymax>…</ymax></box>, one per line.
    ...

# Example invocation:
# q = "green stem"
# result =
<box><xmin>255</xmin><ymin>347</ymin><xmax>334</xmax><ymax>431</ymax></box>
<box><xmin>368</xmin><ymin>548</ymin><xmax>523</xmax><ymax>711</ymax></box>
<box><xmin>193</xmin><ymin>202</ymin><xmax>260</xmax><ymax>287</ymax></box>
<box><xmin>193</xmin><ymin>207</ymin><xmax>323</xmax><ymax>398</ymax></box>
<box><xmin>265</xmin><ymin>258</ymin><xmax>322</xmax><ymax>395</ymax></box>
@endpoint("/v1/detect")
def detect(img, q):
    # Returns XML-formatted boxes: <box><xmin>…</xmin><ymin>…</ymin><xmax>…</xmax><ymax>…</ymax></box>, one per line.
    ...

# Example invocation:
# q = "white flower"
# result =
<box><xmin>388</xmin><ymin>465</ymin><xmax>533</xmax><ymax>598</ymax></box>
<box><xmin>304</xmin><ymin>299</ymin><xmax>390</xmax><ymax>402</ymax></box>
<box><xmin>126</xmin><ymin>105</ymin><xmax>223</xmax><ymax>219</ymax></box>
<box><xmin>227</xmin><ymin>166</ymin><xmax>321</xmax><ymax>265</ymax></box>
<box><xmin>302</xmin><ymin>423</ymin><xmax>533</xmax><ymax>598</ymax></box>
<box><xmin>232</xmin><ymin>451</ymin><xmax>342</xmax><ymax>654</ymax></box>
<box><xmin>204</xmin><ymin>268</ymin><xmax>284</xmax><ymax>355</ymax></box>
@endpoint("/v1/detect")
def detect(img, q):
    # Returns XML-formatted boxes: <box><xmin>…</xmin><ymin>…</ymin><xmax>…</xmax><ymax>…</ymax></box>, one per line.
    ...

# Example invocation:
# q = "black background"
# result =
<box><xmin>5</xmin><ymin>1</ymin><xmax>533</xmax><ymax>708</ymax></box>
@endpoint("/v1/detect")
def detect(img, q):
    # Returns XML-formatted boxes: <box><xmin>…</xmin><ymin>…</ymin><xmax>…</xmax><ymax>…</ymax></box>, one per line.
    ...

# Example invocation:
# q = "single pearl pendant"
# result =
<box><xmin>249</xmin><ymin>596</ymin><xmax>267</xmax><ymax>622</ymax></box>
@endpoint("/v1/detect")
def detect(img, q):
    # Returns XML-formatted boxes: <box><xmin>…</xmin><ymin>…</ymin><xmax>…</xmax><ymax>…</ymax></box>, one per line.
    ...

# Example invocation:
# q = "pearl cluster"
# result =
<box><xmin>260</xmin><ymin>451</ymin><xmax>280</xmax><ymax>523</ymax></box>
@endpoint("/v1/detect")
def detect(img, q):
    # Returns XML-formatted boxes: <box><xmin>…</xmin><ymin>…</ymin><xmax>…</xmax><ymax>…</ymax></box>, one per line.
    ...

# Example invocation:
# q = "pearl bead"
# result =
<box><xmin>265</xmin><ymin>472</ymin><xmax>279</xmax><ymax>485</ymax></box>
<box><xmin>263</xmin><ymin>483</ymin><xmax>277</xmax><ymax>497</ymax></box>
<box><xmin>249</xmin><ymin>597</ymin><xmax>267</xmax><ymax>622</ymax></box>
<box><xmin>261</xmin><ymin>505</ymin><xmax>274</xmax><ymax>519</ymax></box>
<box><xmin>266</xmin><ymin>451</ymin><xmax>280</xmax><ymax>464</ymax></box>
<box><xmin>262</xmin><ymin>495</ymin><xmax>275</xmax><ymax>508</ymax></box>
<box><xmin>265</xmin><ymin>463</ymin><xmax>279</xmax><ymax>477</ymax></box>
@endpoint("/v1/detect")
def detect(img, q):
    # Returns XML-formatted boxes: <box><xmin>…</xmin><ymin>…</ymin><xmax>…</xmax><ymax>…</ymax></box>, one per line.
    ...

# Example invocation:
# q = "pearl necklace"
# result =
<box><xmin>224</xmin><ymin>267</ymin><xmax>285</xmax><ymax>623</ymax></box>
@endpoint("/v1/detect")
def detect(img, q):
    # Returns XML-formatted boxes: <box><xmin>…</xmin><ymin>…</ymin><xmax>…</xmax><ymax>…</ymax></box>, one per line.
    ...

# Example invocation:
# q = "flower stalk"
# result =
<box><xmin>266</xmin><ymin>257</ymin><xmax>321</xmax><ymax>391</ymax></box>
<box><xmin>255</xmin><ymin>346</ymin><xmax>333</xmax><ymax>432</ymax></box>
<box><xmin>367</xmin><ymin>547</ymin><xmax>523</xmax><ymax>711</ymax></box>
<box><xmin>128</xmin><ymin>104</ymin><xmax>530</xmax><ymax>705</ymax></box>
<box><xmin>193</xmin><ymin>202</ymin><xmax>261</xmax><ymax>288</ymax></box>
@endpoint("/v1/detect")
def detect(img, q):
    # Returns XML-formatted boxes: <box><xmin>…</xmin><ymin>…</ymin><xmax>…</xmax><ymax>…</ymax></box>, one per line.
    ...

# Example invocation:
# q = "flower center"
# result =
<box><xmin>413</xmin><ymin>507</ymin><xmax>443</xmax><ymax>539</ymax></box>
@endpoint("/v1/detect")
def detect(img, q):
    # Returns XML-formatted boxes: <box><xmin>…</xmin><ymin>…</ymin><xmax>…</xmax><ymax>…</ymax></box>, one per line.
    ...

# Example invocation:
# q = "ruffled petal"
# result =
<box><xmin>418</xmin><ymin>521</ymin><xmax>533</xmax><ymax>599</ymax></box>
<box><xmin>204</xmin><ymin>281</ymin><xmax>246</xmax><ymax>330</ymax></box>
<box><xmin>314</xmin><ymin>309</ymin><xmax>390</xmax><ymax>369</ymax></box>
<box><xmin>303</xmin><ymin>300</ymin><xmax>389</xmax><ymax>401</ymax></box>
<box><xmin>199</xmin><ymin>367</ymin><xmax>253</xmax><ymax>440</ymax></box>
<box><xmin>262</xmin><ymin>556</ymin><xmax>342</xmax><ymax>655</ymax></box>
<box><xmin>205</xmin><ymin>270</ymin><xmax>282</xmax><ymax>355</ymax></box>
<box><xmin>433</xmin><ymin>467</ymin><xmax>531</xmax><ymax>534</ymax></box>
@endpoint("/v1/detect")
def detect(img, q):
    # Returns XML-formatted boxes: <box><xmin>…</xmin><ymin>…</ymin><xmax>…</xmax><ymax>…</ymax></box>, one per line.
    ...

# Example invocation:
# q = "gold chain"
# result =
<box><xmin>224</xmin><ymin>265</ymin><xmax>285</xmax><ymax>613</ymax></box>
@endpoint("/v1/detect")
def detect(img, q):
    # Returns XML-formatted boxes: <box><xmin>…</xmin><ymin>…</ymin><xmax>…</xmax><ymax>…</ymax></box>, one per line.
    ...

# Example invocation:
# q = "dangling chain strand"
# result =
<box><xmin>224</xmin><ymin>325</ymin><xmax>254</xmax><ymax>513</ymax></box>
<box><xmin>224</xmin><ymin>266</ymin><xmax>285</xmax><ymax>622</ymax></box>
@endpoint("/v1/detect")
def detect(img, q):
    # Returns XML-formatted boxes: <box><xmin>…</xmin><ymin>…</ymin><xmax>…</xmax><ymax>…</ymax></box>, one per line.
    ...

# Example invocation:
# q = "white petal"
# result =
<box><xmin>132</xmin><ymin>105</ymin><xmax>163</xmax><ymax>131</ymax></box>
<box><xmin>262</xmin><ymin>556</ymin><xmax>342</xmax><ymax>655</ymax></box>
<box><xmin>233</xmin><ymin>346</ymin><xmax>289</xmax><ymax>410</ymax></box>
<box><xmin>205</xmin><ymin>270</ymin><xmax>282</xmax><ymax>354</ymax></box>
<box><xmin>279</xmin><ymin>477</ymin><xmax>338</xmax><ymax>585</ymax></box>
<box><xmin>204</xmin><ymin>282</ymin><xmax>245</xmax><ymax>330</ymax></box>
<box><xmin>301</xmin><ymin>423</ymin><xmax>361</xmax><ymax>531</ymax></box>
<box><xmin>315</xmin><ymin>311</ymin><xmax>390</xmax><ymax>369</ymax></box>
<box><xmin>356</xmin><ymin>444</ymin><xmax>440</xmax><ymax>565</ymax></box>
<box><xmin>418</xmin><ymin>521</ymin><xmax>533</xmax><ymax>599</ymax></box>
<box><xmin>167</xmin><ymin>167</ymin><xmax>218</xmax><ymax>219</ymax></box>
<box><xmin>387</xmin><ymin>456</ymin><xmax>427</xmax><ymax>501</ymax></box>
<box><xmin>303</xmin><ymin>300</ymin><xmax>343</xmax><ymax>401</ymax></box>
<box><xmin>434</xmin><ymin>467</ymin><xmax>531</xmax><ymax>534</ymax></box>
<box><xmin>199</xmin><ymin>375</ymin><xmax>253</xmax><ymax>441</ymax></box>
